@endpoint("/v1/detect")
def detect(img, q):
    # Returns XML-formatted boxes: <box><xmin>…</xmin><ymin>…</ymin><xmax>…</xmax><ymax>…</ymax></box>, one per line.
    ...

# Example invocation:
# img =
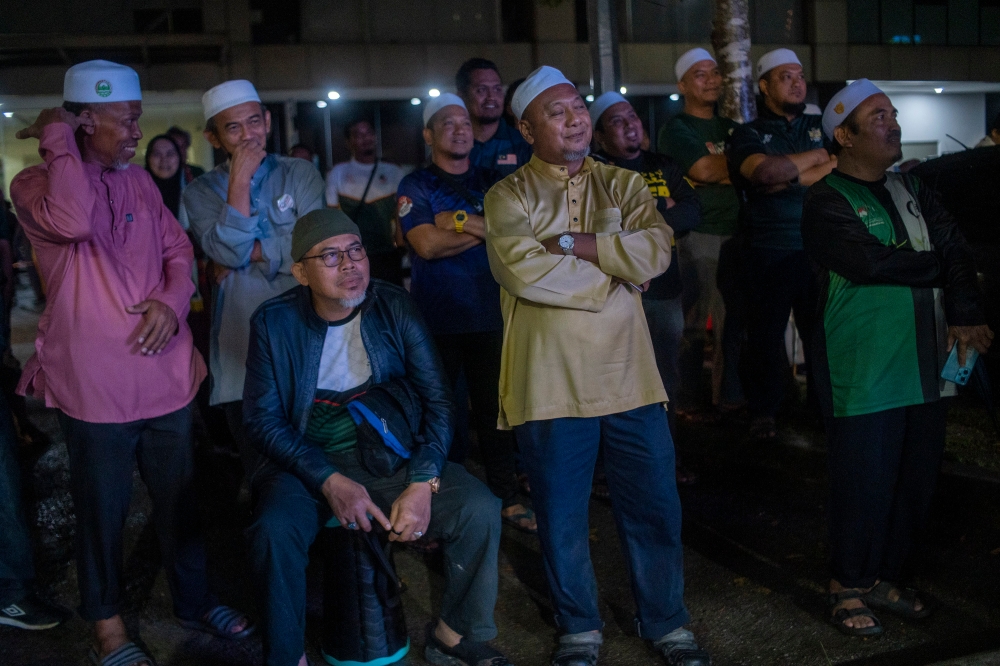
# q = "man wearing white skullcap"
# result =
<box><xmin>183</xmin><ymin>79</ymin><xmax>324</xmax><ymax>467</ymax></box>
<box><xmin>727</xmin><ymin>47</ymin><xmax>835</xmax><ymax>442</ymax></box>
<box><xmin>486</xmin><ymin>66</ymin><xmax>709</xmax><ymax>666</ymax></box>
<box><xmin>11</xmin><ymin>61</ymin><xmax>252</xmax><ymax>664</ymax></box>
<box><xmin>660</xmin><ymin>47</ymin><xmax>745</xmax><ymax>416</ymax></box>
<box><xmin>802</xmin><ymin>80</ymin><xmax>991</xmax><ymax>637</ymax></box>
<box><xmin>396</xmin><ymin>87</ymin><xmax>534</xmax><ymax>572</ymax></box>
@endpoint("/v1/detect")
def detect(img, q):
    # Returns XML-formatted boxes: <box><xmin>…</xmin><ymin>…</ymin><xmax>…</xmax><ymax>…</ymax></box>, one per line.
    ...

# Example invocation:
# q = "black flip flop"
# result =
<box><xmin>829</xmin><ymin>590</ymin><xmax>883</xmax><ymax>637</ymax></box>
<box><xmin>863</xmin><ymin>581</ymin><xmax>934</xmax><ymax>619</ymax></box>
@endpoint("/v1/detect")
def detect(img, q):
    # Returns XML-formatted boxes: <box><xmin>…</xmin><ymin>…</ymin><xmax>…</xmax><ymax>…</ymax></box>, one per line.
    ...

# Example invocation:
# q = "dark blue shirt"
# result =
<box><xmin>728</xmin><ymin>108</ymin><xmax>828</xmax><ymax>252</ymax></box>
<box><xmin>468</xmin><ymin>121</ymin><xmax>533</xmax><ymax>177</ymax></box>
<box><xmin>396</xmin><ymin>166</ymin><xmax>504</xmax><ymax>335</ymax></box>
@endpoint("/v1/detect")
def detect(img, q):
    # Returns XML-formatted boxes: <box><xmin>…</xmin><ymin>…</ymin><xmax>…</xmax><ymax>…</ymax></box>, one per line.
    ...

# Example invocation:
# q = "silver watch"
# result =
<box><xmin>558</xmin><ymin>233</ymin><xmax>575</xmax><ymax>255</ymax></box>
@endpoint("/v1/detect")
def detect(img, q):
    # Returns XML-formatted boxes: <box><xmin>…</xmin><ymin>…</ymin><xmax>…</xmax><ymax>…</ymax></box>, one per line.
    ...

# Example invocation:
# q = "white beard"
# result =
<box><xmin>563</xmin><ymin>146</ymin><xmax>591</xmax><ymax>161</ymax></box>
<box><xmin>339</xmin><ymin>293</ymin><xmax>367</xmax><ymax>309</ymax></box>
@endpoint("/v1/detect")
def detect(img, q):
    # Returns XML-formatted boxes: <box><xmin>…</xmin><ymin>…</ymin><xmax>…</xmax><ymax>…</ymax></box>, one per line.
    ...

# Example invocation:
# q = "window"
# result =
<box><xmin>848</xmin><ymin>0</ymin><xmax>993</xmax><ymax>45</ymax></box>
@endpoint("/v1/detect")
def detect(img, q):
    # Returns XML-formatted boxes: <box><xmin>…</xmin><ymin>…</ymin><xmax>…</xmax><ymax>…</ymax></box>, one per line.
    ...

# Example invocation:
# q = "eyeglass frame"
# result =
<box><xmin>299</xmin><ymin>243</ymin><xmax>368</xmax><ymax>268</ymax></box>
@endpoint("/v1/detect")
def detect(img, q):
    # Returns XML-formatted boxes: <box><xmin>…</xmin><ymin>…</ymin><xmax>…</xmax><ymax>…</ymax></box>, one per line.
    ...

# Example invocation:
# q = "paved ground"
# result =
<box><xmin>3</xmin><ymin>290</ymin><xmax>1000</xmax><ymax>666</ymax></box>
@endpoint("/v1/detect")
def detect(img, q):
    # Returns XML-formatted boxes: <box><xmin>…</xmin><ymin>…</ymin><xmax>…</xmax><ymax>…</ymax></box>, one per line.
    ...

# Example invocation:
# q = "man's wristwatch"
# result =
<box><xmin>427</xmin><ymin>477</ymin><xmax>441</xmax><ymax>493</ymax></box>
<box><xmin>453</xmin><ymin>210</ymin><xmax>468</xmax><ymax>234</ymax></box>
<box><xmin>558</xmin><ymin>233</ymin><xmax>575</xmax><ymax>255</ymax></box>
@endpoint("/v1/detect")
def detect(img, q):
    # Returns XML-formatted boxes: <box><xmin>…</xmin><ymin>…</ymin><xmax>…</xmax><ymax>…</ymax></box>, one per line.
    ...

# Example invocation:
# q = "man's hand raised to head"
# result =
<box><xmin>16</xmin><ymin>108</ymin><xmax>86</xmax><ymax>140</ymax></box>
<box><xmin>388</xmin><ymin>482</ymin><xmax>432</xmax><ymax>542</ymax></box>
<box><xmin>948</xmin><ymin>325</ymin><xmax>994</xmax><ymax>366</ymax></box>
<box><xmin>126</xmin><ymin>299</ymin><xmax>179</xmax><ymax>355</ymax></box>
<box><xmin>321</xmin><ymin>472</ymin><xmax>392</xmax><ymax>533</ymax></box>
<box><xmin>229</xmin><ymin>139</ymin><xmax>267</xmax><ymax>186</ymax></box>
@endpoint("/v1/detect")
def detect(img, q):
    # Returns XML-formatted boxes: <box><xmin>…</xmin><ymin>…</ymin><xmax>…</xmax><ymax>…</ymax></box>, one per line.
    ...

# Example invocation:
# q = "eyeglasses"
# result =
<box><xmin>300</xmin><ymin>245</ymin><xmax>367</xmax><ymax>268</ymax></box>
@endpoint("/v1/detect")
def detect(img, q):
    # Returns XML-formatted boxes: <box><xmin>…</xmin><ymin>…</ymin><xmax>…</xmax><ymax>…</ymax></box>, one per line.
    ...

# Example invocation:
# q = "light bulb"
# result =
<box><xmin>316</xmin><ymin>100</ymin><xmax>328</xmax><ymax>108</ymax></box>
<box><xmin>670</xmin><ymin>93</ymin><xmax>680</xmax><ymax>101</ymax></box>
<box><xmin>428</xmin><ymin>88</ymin><xmax>441</xmax><ymax>97</ymax></box>
<box><xmin>585</xmin><ymin>94</ymin><xmax>594</xmax><ymax>102</ymax></box>
<box><xmin>327</xmin><ymin>91</ymin><xmax>340</xmax><ymax>100</ymax></box>
<box><xmin>411</xmin><ymin>97</ymin><xmax>422</xmax><ymax>105</ymax></box>
<box><xmin>619</xmin><ymin>86</ymin><xmax>627</xmax><ymax>94</ymax></box>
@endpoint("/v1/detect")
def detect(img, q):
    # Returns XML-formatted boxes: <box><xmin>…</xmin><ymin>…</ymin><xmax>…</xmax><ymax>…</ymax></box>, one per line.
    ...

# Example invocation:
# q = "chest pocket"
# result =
<box><xmin>593</xmin><ymin>207</ymin><xmax>623</xmax><ymax>233</ymax></box>
<box><xmin>268</xmin><ymin>192</ymin><xmax>300</xmax><ymax>235</ymax></box>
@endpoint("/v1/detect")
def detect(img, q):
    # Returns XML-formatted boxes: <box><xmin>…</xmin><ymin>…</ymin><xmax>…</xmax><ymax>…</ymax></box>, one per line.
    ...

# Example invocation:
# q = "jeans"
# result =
<box><xmin>0</xmin><ymin>388</ymin><xmax>34</xmax><ymax>606</ymax></box>
<box><xmin>716</xmin><ymin>236</ymin><xmax>747</xmax><ymax>408</ymax></box>
<box><xmin>434</xmin><ymin>331</ymin><xmax>519</xmax><ymax>508</ymax></box>
<box><xmin>678</xmin><ymin>231</ymin><xmax>730</xmax><ymax>409</ymax></box>
<box><xmin>514</xmin><ymin>403</ymin><xmax>689</xmax><ymax>639</ymax></box>
<box><xmin>826</xmin><ymin>400</ymin><xmax>949</xmax><ymax>588</ymax></box>
<box><xmin>247</xmin><ymin>458</ymin><xmax>501</xmax><ymax>666</ymax></box>
<box><xmin>642</xmin><ymin>297</ymin><xmax>684</xmax><ymax>434</ymax></box>
<box><xmin>59</xmin><ymin>403</ymin><xmax>216</xmax><ymax>621</ymax></box>
<box><xmin>745</xmin><ymin>250</ymin><xmax>818</xmax><ymax>420</ymax></box>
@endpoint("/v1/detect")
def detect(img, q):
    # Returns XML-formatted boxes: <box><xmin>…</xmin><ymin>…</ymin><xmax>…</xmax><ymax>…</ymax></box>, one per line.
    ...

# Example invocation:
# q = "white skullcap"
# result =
<box><xmin>63</xmin><ymin>60</ymin><xmax>141</xmax><ymax>104</ymax></box>
<box><xmin>202</xmin><ymin>80</ymin><xmax>261</xmax><ymax>121</ymax></box>
<box><xmin>589</xmin><ymin>91</ymin><xmax>629</xmax><ymax>127</ymax></box>
<box><xmin>511</xmin><ymin>65</ymin><xmax>575</xmax><ymax>120</ymax></box>
<box><xmin>674</xmin><ymin>48</ymin><xmax>716</xmax><ymax>82</ymax></box>
<box><xmin>822</xmin><ymin>78</ymin><xmax>884</xmax><ymax>140</ymax></box>
<box><xmin>422</xmin><ymin>93</ymin><xmax>467</xmax><ymax>127</ymax></box>
<box><xmin>756</xmin><ymin>48</ymin><xmax>802</xmax><ymax>79</ymax></box>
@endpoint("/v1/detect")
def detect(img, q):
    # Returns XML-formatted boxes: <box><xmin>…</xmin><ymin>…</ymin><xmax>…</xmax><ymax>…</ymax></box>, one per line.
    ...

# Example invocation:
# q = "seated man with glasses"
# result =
<box><xmin>243</xmin><ymin>208</ymin><xmax>512</xmax><ymax>666</ymax></box>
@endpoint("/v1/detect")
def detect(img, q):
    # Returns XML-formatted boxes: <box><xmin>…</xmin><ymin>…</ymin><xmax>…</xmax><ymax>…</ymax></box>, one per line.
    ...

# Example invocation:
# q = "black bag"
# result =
<box><xmin>321</xmin><ymin>527</ymin><xmax>409</xmax><ymax>665</ymax></box>
<box><xmin>347</xmin><ymin>378</ymin><xmax>425</xmax><ymax>477</ymax></box>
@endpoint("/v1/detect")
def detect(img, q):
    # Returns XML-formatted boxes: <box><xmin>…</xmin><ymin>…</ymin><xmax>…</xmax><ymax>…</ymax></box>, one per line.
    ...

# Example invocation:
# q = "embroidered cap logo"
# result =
<box><xmin>95</xmin><ymin>80</ymin><xmax>113</xmax><ymax>98</ymax></box>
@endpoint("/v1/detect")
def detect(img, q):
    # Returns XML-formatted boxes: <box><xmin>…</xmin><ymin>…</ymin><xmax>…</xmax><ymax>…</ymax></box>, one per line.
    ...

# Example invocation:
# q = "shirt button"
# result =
<box><xmin>572</xmin><ymin>199</ymin><xmax>577</xmax><ymax>204</ymax></box>
<box><xmin>573</xmin><ymin>217</ymin><xmax>578</xmax><ymax>222</ymax></box>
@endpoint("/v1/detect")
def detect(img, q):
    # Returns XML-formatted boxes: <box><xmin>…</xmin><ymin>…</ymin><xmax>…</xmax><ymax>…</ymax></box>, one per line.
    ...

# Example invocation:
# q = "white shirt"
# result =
<box><xmin>325</xmin><ymin>158</ymin><xmax>405</xmax><ymax>207</ymax></box>
<box><xmin>317</xmin><ymin>312</ymin><xmax>372</xmax><ymax>392</ymax></box>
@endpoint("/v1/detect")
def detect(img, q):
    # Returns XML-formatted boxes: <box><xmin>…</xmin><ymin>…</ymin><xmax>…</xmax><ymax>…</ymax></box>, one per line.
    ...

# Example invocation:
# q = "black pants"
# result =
<box><xmin>434</xmin><ymin>331</ymin><xmax>519</xmax><ymax>508</ymax></box>
<box><xmin>59</xmin><ymin>403</ymin><xmax>216</xmax><ymax>621</ymax></box>
<box><xmin>826</xmin><ymin>400</ymin><xmax>949</xmax><ymax>588</ymax></box>
<box><xmin>745</xmin><ymin>249</ymin><xmax>818</xmax><ymax>420</ymax></box>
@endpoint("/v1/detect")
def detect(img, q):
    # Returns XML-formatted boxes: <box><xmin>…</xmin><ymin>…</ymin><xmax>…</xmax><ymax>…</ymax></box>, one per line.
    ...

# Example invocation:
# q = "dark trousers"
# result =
<box><xmin>0</xmin><ymin>388</ymin><xmax>34</xmax><ymax>605</ymax></box>
<box><xmin>434</xmin><ymin>331</ymin><xmax>519</xmax><ymax>508</ymax></box>
<box><xmin>223</xmin><ymin>399</ymin><xmax>261</xmax><ymax>477</ymax></box>
<box><xmin>59</xmin><ymin>403</ymin><xmax>215</xmax><ymax>621</ymax></box>
<box><xmin>716</xmin><ymin>236</ymin><xmax>747</xmax><ymax>408</ymax></box>
<box><xmin>745</xmin><ymin>250</ymin><xmax>818</xmax><ymax>419</ymax></box>
<box><xmin>826</xmin><ymin>400</ymin><xmax>949</xmax><ymax>588</ymax></box>
<box><xmin>643</xmin><ymin>297</ymin><xmax>684</xmax><ymax>435</ymax></box>
<box><xmin>514</xmin><ymin>403</ymin><xmax>689</xmax><ymax>639</ymax></box>
<box><xmin>247</xmin><ymin>458</ymin><xmax>501</xmax><ymax>666</ymax></box>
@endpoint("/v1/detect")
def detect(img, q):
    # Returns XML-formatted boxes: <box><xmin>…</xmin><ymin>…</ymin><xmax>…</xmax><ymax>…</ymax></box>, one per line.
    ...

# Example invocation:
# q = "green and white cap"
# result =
<box><xmin>63</xmin><ymin>60</ymin><xmax>142</xmax><ymax>104</ymax></box>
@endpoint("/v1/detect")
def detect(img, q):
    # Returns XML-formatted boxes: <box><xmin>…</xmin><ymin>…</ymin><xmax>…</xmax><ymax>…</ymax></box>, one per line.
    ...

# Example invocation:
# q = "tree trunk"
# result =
<box><xmin>711</xmin><ymin>0</ymin><xmax>756</xmax><ymax>124</ymax></box>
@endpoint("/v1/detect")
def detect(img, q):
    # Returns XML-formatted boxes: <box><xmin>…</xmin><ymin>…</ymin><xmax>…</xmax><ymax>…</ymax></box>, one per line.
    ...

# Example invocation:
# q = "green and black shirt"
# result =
<box><xmin>802</xmin><ymin>170</ymin><xmax>983</xmax><ymax>418</ymax></box>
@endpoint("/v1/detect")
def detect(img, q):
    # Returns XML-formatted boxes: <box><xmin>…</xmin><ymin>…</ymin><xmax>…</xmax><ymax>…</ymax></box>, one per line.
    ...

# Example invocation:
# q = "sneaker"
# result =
<box><xmin>653</xmin><ymin>627</ymin><xmax>711</xmax><ymax>666</ymax></box>
<box><xmin>0</xmin><ymin>593</ymin><xmax>71</xmax><ymax>630</ymax></box>
<box><xmin>551</xmin><ymin>631</ymin><xmax>602</xmax><ymax>666</ymax></box>
<box><xmin>424</xmin><ymin>623</ymin><xmax>511</xmax><ymax>666</ymax></box>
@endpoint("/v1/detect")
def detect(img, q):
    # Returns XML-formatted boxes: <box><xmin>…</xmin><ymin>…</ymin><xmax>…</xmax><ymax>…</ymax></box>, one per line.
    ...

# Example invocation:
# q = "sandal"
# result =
<box><xmin>828</xmin><ymin>589</ymin><xmax>883</xmax><ymax>637</ymax></box>
<box><xmin>88</xmin><ymin>642</ymin><xmax>156</xmax><ymax>666</ymax></box>
<box><xmin>863</xmin><ymin>581</ymin><xmax>933</xmax><ymax>619</ymax></box>
<box><xmin>501</xmin><ymin>506</ymin><xmax>538</xmax><ymax>534</ymax></box>
<box><xmin>180</xmin><ymin>604</ymin><xmax>254</xmax><ymax>641</ymax></box>
<box><xmin>749</xmin><ymin>417</ymin><xmax>777</xmax><ymax>441</ymax></box>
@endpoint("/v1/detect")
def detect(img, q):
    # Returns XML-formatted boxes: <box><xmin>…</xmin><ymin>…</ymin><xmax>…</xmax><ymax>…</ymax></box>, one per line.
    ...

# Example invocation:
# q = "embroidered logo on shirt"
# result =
<box><xmin>497</xmin><ymin>153</ymin><xmax>518</xmax><ymax>165</ymax></box>
<box><xmin>95</xmin><ymin>80</ymin><xmax>112</xmax><ymax>98</ymax></box>
<box><xmin>397</xmin><ymin>196</ymin><xmax>413</xmax><ymax>217</ymax></box>
<box><xmin>762</xmin><ymin>134</ymin><xmax>773</xmax><ymax>144</ymax></box>
<box><xmin>706</xmin><ymin>141</ymin><xmax>726</xmax><ymax>155</ymax></box>
<box><xmin>277</xmin><ymin>194</ymin><xmax>294</xmax><ymax>212</ymax></box>
<box><xmin>126</xmin><ymin>213</ymin><xmax>134</xmax><ymax>222</ymax></box>
<box><xmin>857</xmin><ymin>206</ymin><xmax>868</xmax><ymax>218</ymax></box>
<box><xmin>809</xmin><ymin>128</ymin><xmax>823</xmax><ymax>142</ymax></box>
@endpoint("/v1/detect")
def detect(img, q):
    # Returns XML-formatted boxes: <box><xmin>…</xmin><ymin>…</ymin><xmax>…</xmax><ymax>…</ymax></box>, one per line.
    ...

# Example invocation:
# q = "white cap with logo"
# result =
<box><xmin>822</xmin><ymin>78</ymin><xmax>884</xmax><ymax>140</ymax></box>
<box><xmin>674</xmin><ymin>48</ymin><xmax>716</xmax><ymax>82</ymax></box>
<box><xmin>588</xmin><ymin>91</ymin><xmax>629</xmax><ymax>127</ymax></box>
<box><xmin>202</xmin><ymin>80</ymin><xmax>262</xmax><ymax>121</ymax></box>
<box><xmin>422</xmin><ymin>93</ymin><xmax>467</xmax><ymax>127</ymax></box>
<box><xmin>511</xmin><ymin>66</ymin><xmax>575</xmax><ymax>120</ymax></box>
<box><xmin>63</xmin><ymin>60</ymin><xmax>142</xmax><ymax>104</ymax></box>
<box><xmin>756</xmin><ymin>48</ymin><xmax>802</xmax><ymax>79</ymax></box>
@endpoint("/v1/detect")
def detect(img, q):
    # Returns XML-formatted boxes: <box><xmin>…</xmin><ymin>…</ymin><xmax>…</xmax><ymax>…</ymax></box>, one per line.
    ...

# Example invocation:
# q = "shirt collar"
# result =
<box><xmin>758</xmin><ymin>103</ymin><xmax>803</xmax><ymax>125</ymax></box>
<box><xmin>527</xmin><ymin>154</ymin><xmax>594</xmax><ymax>180</ymax></box>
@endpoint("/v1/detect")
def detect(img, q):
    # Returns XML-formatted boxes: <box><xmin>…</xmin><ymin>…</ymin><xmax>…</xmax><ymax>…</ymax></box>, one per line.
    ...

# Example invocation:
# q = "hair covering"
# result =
<box><xmin>588</xmin><ymin>91</ymin><xmax>629</xmax><ymax>127</ymax></box>
<box><xmin>292</xmin><ymin>208</ymin><xmax>362</xmax><ymax>262</ymax></box>
<box><xmin>822</xmin><ymin>78</ymin><xmax>884</xmax><ymax>140</ymax></box>
<box><xmin>202</xmin><ymin>80</ymin><xmax>261</xmax><ymax>121</ymax></box>
<box><xmin>674</xmin><ymin>48</ymin><xmax>716</xmax><ymax>82</ymax></box>
<box><xmin>756</xmin><ymin>48</ymin><xmax>802</xmax><ymax>79</ymax></box>
<box><xmin>145</xmin><ymin>135</ymin><xmax>183</xmax><ymax>217</ymax></box>
<box><xmin>422</xmin><ymin>93</ymin><xmax>467</xmax><ymax>127</ymax></box>
<box><xmin>63</xmin><ymin>60</ymin><xmax>142</xmax><ymax>104</ymax></box>
<box><xmin>511</xmin><ymin>66</ymin><xmax>575</xmax><ymax>120</ymax></box>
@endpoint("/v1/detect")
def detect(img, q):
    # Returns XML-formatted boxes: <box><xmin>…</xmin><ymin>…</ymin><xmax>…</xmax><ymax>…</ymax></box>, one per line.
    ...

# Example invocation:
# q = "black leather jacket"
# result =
<box><xmin>243</xmin><ymin>280</ymin><xmax>454</xmax><ymax>493</ymax></box>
